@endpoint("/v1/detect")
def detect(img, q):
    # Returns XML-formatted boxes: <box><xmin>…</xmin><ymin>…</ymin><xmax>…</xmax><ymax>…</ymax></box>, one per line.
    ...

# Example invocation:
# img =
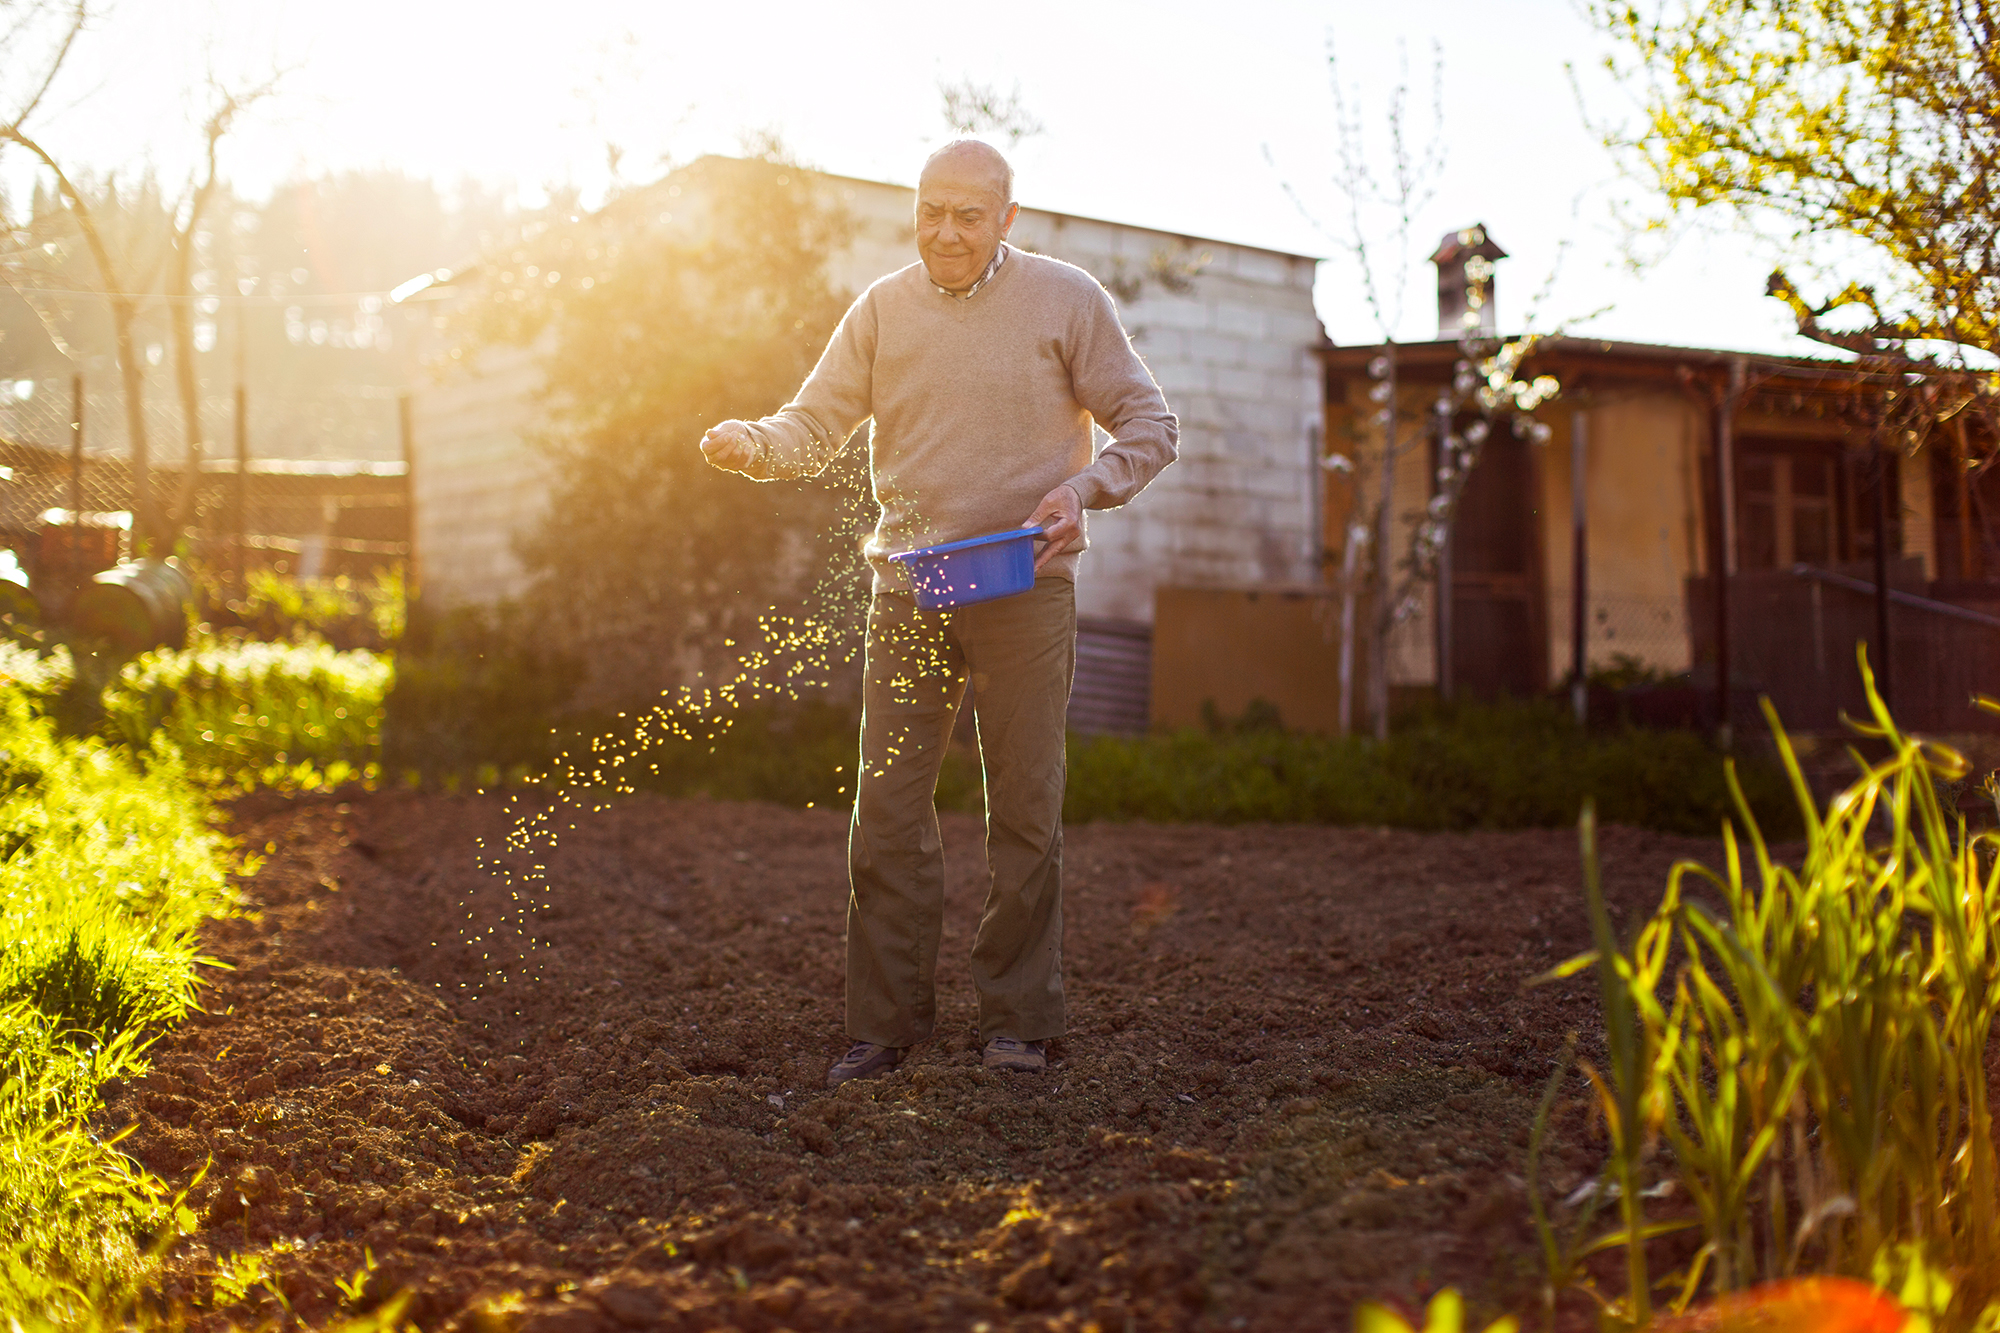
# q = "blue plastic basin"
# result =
<box><xmin>888</xmin><ymin>526</ymin><xmax>1045</xmax><ymax>610</ymax></box>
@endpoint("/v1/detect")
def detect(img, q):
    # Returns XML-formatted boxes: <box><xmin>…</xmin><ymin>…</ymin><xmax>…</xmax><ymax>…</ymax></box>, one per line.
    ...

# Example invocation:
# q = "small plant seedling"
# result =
<box><xmin>209</xmin><ymin>1248</ymin><xmax>269</xmax><ymax>1308</ymax></box>
<box><xmin>335</xmin><ymin>1246</ymin><xmax>380</xmax><ymax>1304</ymax></box>
<box><xmin>1354</xmin><ymin>1288</ymin><xmax>1517</xmax><ymax>1333</ymax></box>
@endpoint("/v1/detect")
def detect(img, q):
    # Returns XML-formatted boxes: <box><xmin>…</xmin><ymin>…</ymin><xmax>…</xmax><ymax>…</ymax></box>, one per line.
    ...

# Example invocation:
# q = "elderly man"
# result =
<box><xmin>699</xmin><ymin>140</ymin><xmax>1177</xmax><ymax>1085</ymax></box>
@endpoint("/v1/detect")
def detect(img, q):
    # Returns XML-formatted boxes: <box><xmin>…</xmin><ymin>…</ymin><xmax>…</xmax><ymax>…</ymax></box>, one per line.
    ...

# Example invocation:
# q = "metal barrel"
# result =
<box><xmin>0</xmin><ymin>581</ymin><xmax>38</xmax><ymax>629</ymax></box>
<box><xmin>71</xmin><ymin>559</ymin><xmax>194</xmax><ymax>652</ymax></box>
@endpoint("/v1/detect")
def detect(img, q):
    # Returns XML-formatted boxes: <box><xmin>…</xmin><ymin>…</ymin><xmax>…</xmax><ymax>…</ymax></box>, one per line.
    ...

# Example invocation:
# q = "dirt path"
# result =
<box><xmin>104</xmin><ymin>790</ymin><xmax>1721</xmax><ymax>1331</ymax></box>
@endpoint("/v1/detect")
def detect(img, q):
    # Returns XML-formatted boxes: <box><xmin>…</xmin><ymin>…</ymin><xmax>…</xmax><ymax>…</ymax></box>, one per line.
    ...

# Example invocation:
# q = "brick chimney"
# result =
<box><xmin>1429</xmin><ymin>225</ymin><xmax>1507</xmax><ymax>339</ymax></box>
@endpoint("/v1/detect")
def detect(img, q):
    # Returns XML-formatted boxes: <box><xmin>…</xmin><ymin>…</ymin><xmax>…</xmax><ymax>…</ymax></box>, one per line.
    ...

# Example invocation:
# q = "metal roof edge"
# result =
<box><xmin>391</xmin><ymin>154</ymin><xmax>1329</xmax><ymax>296</ymax></box>
<box><xmin>1320</xmin><ymin>334</ymin><xmax>1860</xmax><ymax>373</ymax></box>
<box><xmin>682</xmin><ymin>154</ymin><xmax>1329</xmax><ymax>265</ymax></box>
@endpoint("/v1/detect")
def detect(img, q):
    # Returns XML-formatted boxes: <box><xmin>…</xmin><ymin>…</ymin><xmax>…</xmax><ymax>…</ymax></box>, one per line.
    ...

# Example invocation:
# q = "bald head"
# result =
<box><xmin>914</xmin><ymin>139</ymin><xmax>1020</xmax><ymax>293</ymax></box>
<box><xmin>920</xmin><ymin>139</ymin><xmax>1014</xmax><ymax>208</ymax></box>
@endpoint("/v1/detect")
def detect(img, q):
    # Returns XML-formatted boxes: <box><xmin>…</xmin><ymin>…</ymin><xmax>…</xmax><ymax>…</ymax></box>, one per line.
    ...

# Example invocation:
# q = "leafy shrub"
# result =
<box><xmin>199</xmin><ymin>566</ymin><xmax>406</xmax><ymax>651</ymax></box>
<box><xmin>0</xmin><ymin>696</ymin><xmax>231</xmax><ymax>925</ymax></box>
<box><xmin>533</xmin><ymin>693</ymin><xmax>1786</xmax><ymax>837</ymax></box>
<box><xmin>102</xmin><ymin>639</ymin><xmax>391</xmax><ymax>791</ymax></box>
<box><xmin>0</xmin><ymin>672</ymin><xmax>232</xmax><ymax>1315</ymax></box>
<box><xmin>1061</xmin><ymin>697</ymin><xmax>1797</xmax><ymax>836</ymax></box>
<box><xmin>1</xmin><ymin>919</ymin><xmax>198</xmax><ymax>1046</ymax></box>
<box><xmin>0</xmin><ymin>1007</ymin><xmax>174</xmax><ymax>1314</ymax></box>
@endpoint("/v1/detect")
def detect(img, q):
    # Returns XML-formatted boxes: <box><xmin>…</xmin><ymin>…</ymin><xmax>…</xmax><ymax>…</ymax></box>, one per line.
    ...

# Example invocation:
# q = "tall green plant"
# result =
<box><xmin>1541</xmin><ymin>656</ymin><xmax>2000</xmax><ymax>1326</ymax></box>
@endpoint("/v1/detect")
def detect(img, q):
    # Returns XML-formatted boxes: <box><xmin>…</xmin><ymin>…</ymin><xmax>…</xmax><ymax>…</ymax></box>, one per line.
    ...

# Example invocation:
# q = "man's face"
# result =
<box><xmin>915</xmin><ymin>159</ymin><xmax>1018</xmax><ymax>292</ymax></box>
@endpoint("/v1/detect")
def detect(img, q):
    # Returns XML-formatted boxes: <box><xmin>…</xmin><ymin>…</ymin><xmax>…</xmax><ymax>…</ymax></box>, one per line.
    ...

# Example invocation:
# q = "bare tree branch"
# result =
<box><xmin>1</xmin><ymin>0</ymin><xmax>86</xmax><ymax>131</ymax></box>
<box><xmin>938</xmin><ymin>78</ymin><xmax>1045</xmax><ymax>148</ymax></box>
<box><xmin>165</xmin><ymin>69</ymin><xmax>288</xmax><ymax>536</ymax></box>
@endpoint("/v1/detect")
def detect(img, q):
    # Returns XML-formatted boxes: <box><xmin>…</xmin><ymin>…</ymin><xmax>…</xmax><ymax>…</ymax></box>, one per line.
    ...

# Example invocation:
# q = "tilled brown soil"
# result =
<box><xmin>103</xmin><ymin>790</ymin><xmax>1723</xmax><ymax>1331</ymax></box>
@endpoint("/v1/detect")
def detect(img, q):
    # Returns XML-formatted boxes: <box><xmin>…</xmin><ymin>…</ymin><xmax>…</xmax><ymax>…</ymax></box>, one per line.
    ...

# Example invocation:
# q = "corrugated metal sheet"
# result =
<box><xmin>1069</xmin><ymin>616</ymin><xmax>1152</xmax><ymax>735</ymax></box>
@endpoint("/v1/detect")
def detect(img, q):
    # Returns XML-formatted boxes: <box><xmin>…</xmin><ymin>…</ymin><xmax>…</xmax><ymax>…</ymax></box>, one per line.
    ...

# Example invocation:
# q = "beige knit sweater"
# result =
<box><xmin>739</xmin><ymin>245</ymin><xmax>1179</xmax><ymax>590</ymax></box>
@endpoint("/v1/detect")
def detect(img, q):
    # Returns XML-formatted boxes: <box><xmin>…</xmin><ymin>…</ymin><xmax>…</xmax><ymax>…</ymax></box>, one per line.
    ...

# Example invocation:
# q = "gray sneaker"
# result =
<box><xmin>826</xmin><ymin>1040</ymin><xmax>904</xmax><ymax>1087</ymax></box>
<box><xmin>982</xmin><ymin>1037</ymin><xmax>1048</xmax><ymax>1073</ymax></box>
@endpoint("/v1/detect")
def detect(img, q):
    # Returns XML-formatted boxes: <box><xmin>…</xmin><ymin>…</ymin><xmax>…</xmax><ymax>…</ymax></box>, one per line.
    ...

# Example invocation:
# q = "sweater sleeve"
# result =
<box><xmin>739</xmin><ymin>290</ymin><xmax>876</xmax><ymax>481</ymax></box>
<box><xmin>1060</xmin><ymin>282</ymin><xmax>1179</xmax><ymax>509</ymax></box>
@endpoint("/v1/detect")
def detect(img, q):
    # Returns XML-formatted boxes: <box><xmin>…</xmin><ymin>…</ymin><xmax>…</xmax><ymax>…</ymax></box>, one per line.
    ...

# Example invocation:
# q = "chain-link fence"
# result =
<box><xmin>1558</xmin><ymin>589</ymin><xmax>1692</xmax><ymax>682</ymax></box>
<box><xmin>0</xmin><ymin>377</ymin><xmax>407</xmax><ymax>619</ymax></box>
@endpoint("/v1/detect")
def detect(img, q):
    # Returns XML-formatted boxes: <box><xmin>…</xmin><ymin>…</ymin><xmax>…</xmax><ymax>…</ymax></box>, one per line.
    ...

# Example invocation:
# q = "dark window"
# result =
<box><xmin>1739</xmin><ymin>456</ymin><xmax>1779</xmax><ymax>569</ymax></box>
<box><xmin>1737</xmin><ymin>448</ymin><xmax>1840</xmax><ymax>569</ymax></box>
<box><xmin>1792</xmin><ymin>456</ymin><xmax>1834</xmax><ymax>564</ymax></box>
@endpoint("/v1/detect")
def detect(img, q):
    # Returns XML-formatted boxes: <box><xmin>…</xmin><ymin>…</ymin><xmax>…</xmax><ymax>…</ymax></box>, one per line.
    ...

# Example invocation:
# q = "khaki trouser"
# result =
<box><xmin>846</xmin><ymin>576</ymin><xmax>1075</xmax><ymax>1047</ymax></box>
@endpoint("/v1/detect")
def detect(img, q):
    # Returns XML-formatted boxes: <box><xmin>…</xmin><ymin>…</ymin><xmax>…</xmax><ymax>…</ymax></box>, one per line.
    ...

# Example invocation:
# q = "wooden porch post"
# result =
<box><xmin>1436</xmin><ymin>395</ymin><xmax>1456</xmax><ymax>704</ymax></box>
<box><xmin>1871</xmin><ymin>423</ymin><xmax>1894</xmax><ymax>709</ymax></box>
<box><xmin>1570</xmin><ymin>409</ymin><xmax>1588</xmax><ymax>724</ymax></box>
<box><xmin>1713</xmin><ymin>357</ymin><xmax>1745</xmax><ymax>746</ymax></box>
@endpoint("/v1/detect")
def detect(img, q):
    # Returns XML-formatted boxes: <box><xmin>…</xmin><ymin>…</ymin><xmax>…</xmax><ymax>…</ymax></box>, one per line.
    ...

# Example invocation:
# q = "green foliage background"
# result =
<box><xmin>1064</xmin><ymin>699</ymin><xmax>1798</xmax><ymax>835</ymax></box>
<box><xmin>454</xmin><ymin>149</ymin><xmax>875</xmax><ymax>703</ymax></box>
<box><xmin>548</xmin><ymin>691</ymin><xmax>1797</xmax><ymax>839</ymax></box>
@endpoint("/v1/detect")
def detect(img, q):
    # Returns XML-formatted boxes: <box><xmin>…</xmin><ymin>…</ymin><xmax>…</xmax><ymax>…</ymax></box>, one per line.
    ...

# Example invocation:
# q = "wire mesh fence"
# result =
<box><xmin>0</xmin><ymin>376</ymin><xmax>408</xmax><ymax>619</ymax></box>
<box><xmin>1561</xmin><ymin>589</ymin><xmax>1692</xmax><ymax>682</ymax></box>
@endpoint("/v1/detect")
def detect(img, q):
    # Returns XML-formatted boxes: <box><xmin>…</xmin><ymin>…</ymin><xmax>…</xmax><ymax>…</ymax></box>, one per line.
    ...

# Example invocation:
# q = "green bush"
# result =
<box><xmin>518</xmin><ymin>693</ymin><xmax>1786</xmax><ymax>838</ymax></box>
<box><xmin>0</xmin><ymin>1002</ymin><xmax>175</xmax><ymax>1316</ymax></box>
<box><xmin>1061</xmin><ymin>697</ymin><xmax>1798</xmax><ymax>836</ymax></box>
<box><xmin>199</xmin><ymin>566</ymin><xmax>406</xmax><ymax>651</ymax></box>
<box><xmin>102</xmin><ymin>639</ymin><xmax>391</xmax><ymax>792</ymax></box>
<box><xmin>3</xmin><ymin>920</ymin><xmax>198</xmax><ymax>1046</ymax></box>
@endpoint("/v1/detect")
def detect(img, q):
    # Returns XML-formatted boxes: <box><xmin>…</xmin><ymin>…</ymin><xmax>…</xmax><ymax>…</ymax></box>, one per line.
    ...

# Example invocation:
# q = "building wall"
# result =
<box><xmin>1323</xmin><ymin>347</ymin><xmax>1959</xmax><ymax>701</ymax></box>
<box><xmin>1325</xmin><ymin>379</ymin><xmax>1748</xmax><ymax>690</ymax></box>
<box><xmin>1540</xmin><ymin>395</ymin><xmax>1708</xmax><ymax>681</ymax></box>
<box><xmin>409</xmin><ymin>341</ymin><xmax>547</xmax><ymax>605</ymax></box>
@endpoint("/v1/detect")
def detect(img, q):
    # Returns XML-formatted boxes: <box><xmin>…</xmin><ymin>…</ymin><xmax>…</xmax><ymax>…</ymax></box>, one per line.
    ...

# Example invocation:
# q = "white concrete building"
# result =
<box><xmin>406</xmin><ymin>340</ymin><xmax>546</xmax><ymax>606</ymax></box>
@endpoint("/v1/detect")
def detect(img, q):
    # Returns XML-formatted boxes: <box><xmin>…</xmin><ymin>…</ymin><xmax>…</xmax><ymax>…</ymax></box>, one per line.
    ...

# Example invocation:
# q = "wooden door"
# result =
<box><xmin>1450</xmin><ymin>434</ymin><xmax>1546</xmax><ymax>697</ymax></box>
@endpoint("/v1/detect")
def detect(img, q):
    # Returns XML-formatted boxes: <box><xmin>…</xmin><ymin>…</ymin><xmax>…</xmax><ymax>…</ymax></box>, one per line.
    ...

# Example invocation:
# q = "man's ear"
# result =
<box><xmin>1000</xmin><ymin>202</ymin><xmax>1020</xmax><ymax>237</ymax></box>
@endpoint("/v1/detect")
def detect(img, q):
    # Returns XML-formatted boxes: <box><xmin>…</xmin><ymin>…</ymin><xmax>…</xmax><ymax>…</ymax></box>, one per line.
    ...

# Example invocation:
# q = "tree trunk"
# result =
<box><xmin>1370</xmin><ymin>342</ymin><xmax>1398</xmax><ymax>741</ymax></box>
<box><xmin>167</xmin><ymin>266</ymin><xmax>205</xmax><ymax>541</ymax></box>
<box><xmin>1337</xmin><ymin>525</ymin><xmax>1360</xmax><ymax>735</ymax></box>
<box><xmin>112</xmin><ymin>299</ymin><xmax>150</xmax><ymax>556</ymax></box>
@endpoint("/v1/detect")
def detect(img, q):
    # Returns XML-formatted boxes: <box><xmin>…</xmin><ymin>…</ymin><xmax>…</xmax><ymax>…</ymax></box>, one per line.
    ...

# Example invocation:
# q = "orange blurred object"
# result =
<box><xmin>1648</xmin><ymin>1278</ymin><xmax>1908</xmax><ymax>1333</ymax></box>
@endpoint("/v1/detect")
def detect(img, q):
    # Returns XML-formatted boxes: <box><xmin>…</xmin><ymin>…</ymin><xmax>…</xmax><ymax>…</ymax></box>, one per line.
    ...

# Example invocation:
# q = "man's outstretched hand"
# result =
<box><xmin>699</xmin><ymin>419</ymin><xmax>758</xmax><ymax>472</ymax></box>
<box><xmin>1024</xmin><ymin>483</ymin><xmax>1083</xmax><ymax>572</ymax></box>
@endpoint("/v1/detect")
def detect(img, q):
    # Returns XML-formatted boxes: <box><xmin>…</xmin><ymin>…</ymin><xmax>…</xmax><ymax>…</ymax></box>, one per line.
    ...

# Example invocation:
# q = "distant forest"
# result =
<box><xmin>0</xmin><ymin>171</ymin><xmax>519</xmax><ymax>461</ymax></box>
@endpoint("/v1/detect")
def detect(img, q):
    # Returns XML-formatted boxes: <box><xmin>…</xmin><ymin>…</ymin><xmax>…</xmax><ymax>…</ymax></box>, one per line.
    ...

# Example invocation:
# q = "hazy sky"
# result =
<box><xmin>6</xmin><ymin>0</ymin><xmax>1845</xmax><ymax>357</ymax></box>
